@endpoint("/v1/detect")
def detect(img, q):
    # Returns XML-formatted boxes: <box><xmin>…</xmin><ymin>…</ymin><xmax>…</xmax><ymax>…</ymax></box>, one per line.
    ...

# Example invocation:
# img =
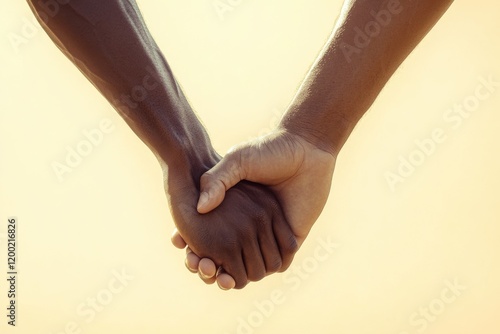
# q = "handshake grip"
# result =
<box><xmin>176</xmin><ymin>131</ymin><xmax>337</xmax><ymax>289</ymax></box>
<box><xmin>196</xmin><ymin>151</ymin><xmax>246</xmax><ymax>214</ymax></box>
<box><xmin>169</xmin><ymin>139</ymin><xmax>301</xmax><ymax>289</ymax></box>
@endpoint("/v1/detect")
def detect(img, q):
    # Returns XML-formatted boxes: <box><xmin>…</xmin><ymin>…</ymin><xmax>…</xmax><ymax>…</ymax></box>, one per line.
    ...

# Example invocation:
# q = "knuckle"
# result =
<box><xmin>199</xmin><ymin>172</ymin><xmax>212</xmax><ymax>185</ymax></box>
<box><xmin>236</xmin><ymin>146</ymin><xmax>251</xmax><ymax>177</ymax></box>
<box><xmin>284</xmin><ymin>234</ymin><xmax>299</xmax><ymax>254</ymax></box>
<box><xmin>252</xmin><ymin>208</ymin><xmax>270</xmax><ymax>227</ymax></box>
<box><xmin>217</xmin><ymin>240</ymin><xmax>237</xmax><ymax>257</ymax></box>
<box><xmin>226</xmin><ymin>157</ymin><xmax>247</xmax><ymax>185</ymax></box>
<box><xmin>232</xmin><ymin>272</ymin><xmax>248</xmax><ymax>289</ymax></box>
<box><xmin>279</xmin><ymin>261</ymin><xmax>292</xmax><ymax>273</ymax></box>
<box><xmin>267</xmin><ymin>256</ymin><xmax>283</xmax><ymax>273</ymax></box>
<box><xmin>267</xmin><ymin>196</ymin><xmax>281</xmax><ymax>212</ymax></box>
<box><xmin>247</xmin><ymin>267</ymin><xmax>266</xmax><ymax>282</ymax></box>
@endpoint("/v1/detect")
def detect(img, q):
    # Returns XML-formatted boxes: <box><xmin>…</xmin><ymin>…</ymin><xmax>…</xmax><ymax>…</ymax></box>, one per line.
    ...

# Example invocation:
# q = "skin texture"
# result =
<box><xmin>26</xmin><ymin>0</ymin><xmax>298</xmax><ymax>289</ymax></box>
<box><xmin>174</xmin><ymin>0</ymin><xmax>455</xmax><ymax>288</ymax></box>
<box><xmin>172</xmin><ymin>130</ymin><xmax>336</xmax><ymax>288</ymax></box>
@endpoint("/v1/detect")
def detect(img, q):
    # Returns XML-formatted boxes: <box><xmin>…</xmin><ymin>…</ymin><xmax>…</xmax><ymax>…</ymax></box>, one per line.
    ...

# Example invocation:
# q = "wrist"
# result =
<box><xmin>125</xmin><ymin>97</ymin><xmax>219</xmax><ymax>186</ymax></box>
<box><xmin>278</xmin><ymin>101</ymin><xmax>355</xmax><ymax>156</ymax></box>
<box><xmin>157</xmin><ymin>131</ymin><xmax>220</xmax><ymax>191</ymax></box>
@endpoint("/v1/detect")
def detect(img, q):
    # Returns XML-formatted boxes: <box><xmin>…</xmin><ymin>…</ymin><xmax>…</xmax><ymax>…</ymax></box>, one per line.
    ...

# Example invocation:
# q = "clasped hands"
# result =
<box><xmin>26</xmin><ymin>0</ymin><xmax>453</xmax><ymax>292</ymax></box>
<box><xmin>165</xmin><ymin>127</ymin><xmax>337</xmax><ymax>290</ymax></box>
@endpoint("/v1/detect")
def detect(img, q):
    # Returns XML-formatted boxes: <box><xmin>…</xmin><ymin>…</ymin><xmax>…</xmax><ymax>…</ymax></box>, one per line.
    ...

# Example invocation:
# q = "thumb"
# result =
<box><xmin>197</xmin><ymin>151</ymin><xmax>245</xmax><ymax>214</ymax></box>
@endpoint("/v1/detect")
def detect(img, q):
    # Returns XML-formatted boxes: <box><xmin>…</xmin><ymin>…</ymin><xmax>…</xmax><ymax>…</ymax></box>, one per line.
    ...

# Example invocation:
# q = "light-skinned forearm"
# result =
<box><xmin>280</xmin><ymin>0</ymin><xmax>454</xmax><ymax>154</ymax></box>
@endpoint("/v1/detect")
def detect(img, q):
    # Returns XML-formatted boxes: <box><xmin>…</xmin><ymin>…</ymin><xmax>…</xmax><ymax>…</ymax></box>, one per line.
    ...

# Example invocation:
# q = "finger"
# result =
<box><xmin>223</xmin><ymin>254</ymin><xmax>249</xmax><ymax>289</ymax></box>
<box><xmin>187</xmin><ymin>251</ymin><xmax>216</xmax><ymax>284</ymax></box>
<box><xmin>171</xmin><ymin>229</ymin><xmax>186</xmax><ymax>249</ymax></box>
<box><xmin>258</xmin><ymin>228</ymin><xmax>283</xmax><ymax>274</ymax></box>
<box><xmin>272</xmin><ymin>209</ymin><xmax>299</xmax><ymax>273</ymax></box>
<box><xmin>185</xmin><ymin>247</ymin><xmax>200</xmax><ymax>273</ymax></box>
<box><xmin>216</xmin><ymin>271</ymin><xmax>236</xmax><ymax>290</ymax></box>
<box><xmin>184</xmin><ymin>251</ymin><xmax>216</xmax><ymax>284</ymax></box>
<box><xmin>242</xmin><ymin>242</ymin><xmax>267</xmax><ymax>282</ymax></box>
<box><xmin>197</xmin><ymin>151</ymin><xmax>245</xmax><ymax>214</ymax></box>
<box><xmin>198</xmin><ymin>258</ymin><xmax>217</xmax><ymax>280</ymax></box>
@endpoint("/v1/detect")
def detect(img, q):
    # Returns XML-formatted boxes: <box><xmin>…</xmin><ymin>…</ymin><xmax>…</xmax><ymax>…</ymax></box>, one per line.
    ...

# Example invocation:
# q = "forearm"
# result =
<box><xmin>27</xmin><ymin>0</ymin><xmax>216</xmax><ymax>180</ymax></box>
<box><xmin>280</xmin><ymin>0</ymin><xmax>454</xmax><ymax>154</ymax></box>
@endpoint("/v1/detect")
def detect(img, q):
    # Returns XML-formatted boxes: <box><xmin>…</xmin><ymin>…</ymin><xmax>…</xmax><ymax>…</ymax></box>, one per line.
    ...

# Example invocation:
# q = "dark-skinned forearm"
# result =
<box><xmin>27</xmin><ymin>0</ymin><xmax>216</xmax><ymax>181</ymax></box>
<box><xmin>280</xmin><ymin>0</ymin><xmax>454</xmax><ymax>155</ymax></box>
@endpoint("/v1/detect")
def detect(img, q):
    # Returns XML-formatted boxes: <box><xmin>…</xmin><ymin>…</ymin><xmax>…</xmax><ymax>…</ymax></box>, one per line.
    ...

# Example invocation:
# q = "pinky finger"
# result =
<box><xmin>171</xmin><ymin>229</ymin><xmax>187</xmax><ymax>249</ymax></box>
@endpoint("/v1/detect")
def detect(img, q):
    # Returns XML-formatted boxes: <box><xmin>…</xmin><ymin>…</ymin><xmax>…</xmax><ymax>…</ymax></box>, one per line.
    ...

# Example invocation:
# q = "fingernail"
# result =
<box><xmin>199</xmin><ymin>271</ymin><xmax>210</xmax><ymax>280</ymax></box>
<box><xmin>185</xmin><ymin>258</ymin><xmax>197</xmax><ymax>273</ymax></box>
<box><xmin>217</xmin><ymin>281</ymin><xmax>230</xmax><ymax>291</ymax></box>
<box><xmin>197</xmin><ymin>192</ymin><xmax>209</xmax><ymax>210</ymax></box>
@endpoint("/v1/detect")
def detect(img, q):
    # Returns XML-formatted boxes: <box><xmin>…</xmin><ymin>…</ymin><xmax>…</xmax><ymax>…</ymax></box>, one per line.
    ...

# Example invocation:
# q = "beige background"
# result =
<box><xmin>1</xmin><ymin>1</ymin><xmax>499</xmax><ymax>333</ymax></box>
